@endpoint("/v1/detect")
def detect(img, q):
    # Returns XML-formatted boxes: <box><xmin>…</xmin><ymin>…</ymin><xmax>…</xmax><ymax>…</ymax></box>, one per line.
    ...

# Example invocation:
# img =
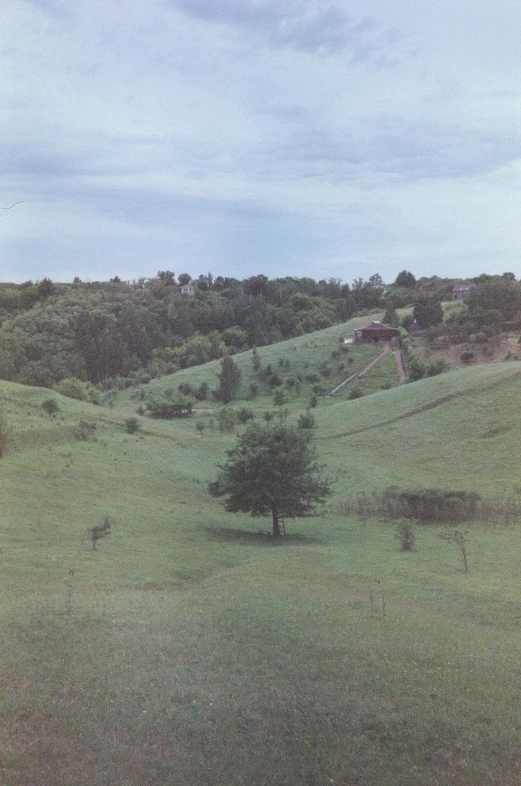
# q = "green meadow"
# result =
<box><xmin>2</xmin><ymin>326</ymin><xmax>521</xmax><ymax>784</ymax></box>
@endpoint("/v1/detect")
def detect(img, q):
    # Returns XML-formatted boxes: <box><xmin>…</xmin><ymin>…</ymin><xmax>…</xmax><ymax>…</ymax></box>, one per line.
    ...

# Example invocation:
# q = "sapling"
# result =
<box><xmin>395</xmin><ymin>519</ymin><xmax>416</xmax><ymax>550</ymax></box>
<box><xmin>89</xmin><ymin>516</ymin><xmax>113</xmax><ymax>550</ymax></box>
<box><xmin>440</xmin><ymin>528</ymin><xmax>469</xmax><ymax>571</ymax></box>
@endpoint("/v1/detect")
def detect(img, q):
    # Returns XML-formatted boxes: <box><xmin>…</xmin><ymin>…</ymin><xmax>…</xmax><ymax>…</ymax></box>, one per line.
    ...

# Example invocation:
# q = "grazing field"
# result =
<box><xmin>2</xmin><ymin>360</ymin><xmax>521</xmax><ymax>785</ymax></box>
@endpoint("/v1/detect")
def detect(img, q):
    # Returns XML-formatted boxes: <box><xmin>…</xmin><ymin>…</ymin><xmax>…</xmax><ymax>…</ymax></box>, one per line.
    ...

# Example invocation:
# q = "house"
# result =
<box><xmin>452</xmin><ymin>283</ymin><xmax>476</xmax><ymax>301</ymax></box>
<box><xmin>180</xmin><ymin>283</ymin><xmax>196</xmax><ymax>295</ymax></box>
<box><xmin>408</xmin><ymin>319</ymin><xmax>421</xmax><ymax>336</ymax></box>
<box><xmin>354</xmin><ymin>321</ymin><xmax>400</xmax><ymax>343</ymax></box>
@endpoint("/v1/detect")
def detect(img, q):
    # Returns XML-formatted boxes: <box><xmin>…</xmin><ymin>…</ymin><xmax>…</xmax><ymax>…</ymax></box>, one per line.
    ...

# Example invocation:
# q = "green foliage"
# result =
<box><xmin>146</xmin><ymin>394</ymin><xmax>194</xmax><ymax>418</ymax></box>
<box><xmin>124</xmin><ymin>417</ymin><xmax>140</xmax><ymax>434</ymax></box>
<box><xmin>413</xmin><ymin>295</ymin><xmax>443</xmax><ymax>328</ymax></box>
<box><xmin>237</xmin><ymin>407</ymin><xmax>254</xmax><ymax>424</ymax></box>
<box><xmin>55</xmin><ymin>377</ymin><xmax>100</xmax><ymax>404</ymax></box>
<box><xmin>272</xmin><ymin>385</ymin><xmax>288</xmax><ymax>408</ymax></box>
<box><xmin>217</xmin><ymin>407</ymin><xmax>237</xmax><ymax>434</ymax></box>
<box><xmin>424</xmin><ymin>358</ymin><xmax>448</xmax><ymax>377</ymax></box>
<box><xmin>217</xmin><ymin>355</ymin><xmax>242</xmax><ymax>403</ymax></box>
<box><xmin>76</xmin><ymin>418</ymin><xmax>97</xmax><ymax>441</ymax></box>
<box><xmin>382</xmin><ymin>488</ymin><xmax>480</xmax><ymax>522</ymax></box>
<box><xmin>195</xmin><ymin>420</ymin><xmax>206</xmax><ymax>437</ymax></box>
<box><xmin>460</xmin><ymin>348</ymin><xmax>476</xmax><ymax>363</ymax></box>
<box><xmin>209</xmin><ymin>422</ymin><xmax>331</xmax><ymax>536</ymax></box>
<box><xmin>394</xmin><ymin>520</ymin><xmax>416</xmax><ymax>550</ymax></box>
<box><xmin>394</xmin><ymin>270</ymin><xmax>417</xmax><ymax>289</ymax></box>
<box><xmin>297</xmin><ymin>409</ymin><xmax>316</xmax><ymax>430</ymax></box>
<box><xmin>382</xmin><ymin>304</ymin><xmax>399</xmax><ymax>327</ymax></box>
<box><xmin>42</xmin><ymin>398</ymin><xmax>59</xmax><ymax>418</ymax></box>
<box><xmin>88</xmin><ymin>515</ymin><xmax>113</xmax><ymax>550</ymax></box>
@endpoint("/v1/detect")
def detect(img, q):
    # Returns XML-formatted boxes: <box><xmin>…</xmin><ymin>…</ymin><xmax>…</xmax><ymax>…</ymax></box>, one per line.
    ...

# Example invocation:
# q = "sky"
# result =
<box><xmin>1</xmin><ymin>0</ymin><xmax>520</xmax><ymax>285</ymax></box>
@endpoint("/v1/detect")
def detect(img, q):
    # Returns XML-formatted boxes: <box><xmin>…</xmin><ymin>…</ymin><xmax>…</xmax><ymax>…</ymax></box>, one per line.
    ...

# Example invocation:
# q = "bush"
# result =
<box><xmin>55</xmin><ymin>377</ymin><xmax>100</xmax><ymax>404</ymax></box>
<box><xmin>348</xmin><ymin>386</ymin><xmax>363</xmax><ymax>400</ymax></box>
<box><xmin>217</xmin><ymin>407</ymin><xmax>237</xmax><ymax>434</ymax></box>
<box><xmin>237</xmin><ymin>407</ymin><xmax>254</xmax><ymax>424</ymax></box>
<box><xmin>76</xmin><ymin>419</ymin><xmax>97</xmax><ymax>441</ymax></box>
<box><xmin>424</xmin><ymin>358</ymin><xmax>448</xmax><ymax>377</ymax></box>
<box><xmin>382</xmin><ymin>487</ymin><xmax>480</xmax><ymax>522</ymax></box>
<box><xmin>124</xmin><ymin>417</ymin><xmax>140</xmax><ymax>434</ymax></box>
<box><xmin>395</xmin><ymin>520</ymin><xmax>416</xmax><ymax>550</ymax></box>
<box><xmin>42</xmin><ymin>398</ymin><xmax>59</xmax><ymax>418</ymax></box>
<box><xmin>146</xmin><ymin>395</ymin><xmax>194</xmax><ymax>418</ymax></box>
<box><xmin>460</xmin><ymin>349</ymin><xmax>476</xmax><ymax>363</ymax></box>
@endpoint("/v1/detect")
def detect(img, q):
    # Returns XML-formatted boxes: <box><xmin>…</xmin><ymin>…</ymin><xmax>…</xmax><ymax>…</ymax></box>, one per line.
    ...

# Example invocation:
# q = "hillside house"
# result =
<box><xmin>452</xmin><ymin>283</ymin><xmax>476</xmax><ymax>301</ymax></box>
<box><xmin>180</xmin><ymin>283</ymin><xmax>196</xmax><ymax>295</ymax></box>
<box><xmin>408</xmin><ymin>319</ymin><xmax>421</xmax><ymax>336</ymax></box>
<box><xmin>354</xmin><ymin>321</ymin><xmax>399</xmax><ymax>343</ymax></box>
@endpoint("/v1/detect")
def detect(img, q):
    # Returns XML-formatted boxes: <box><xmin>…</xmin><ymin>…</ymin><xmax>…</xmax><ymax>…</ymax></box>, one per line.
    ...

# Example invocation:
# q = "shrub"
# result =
<box><xmin>237</xmin><ymin>407</ymin><xmax>254</xmax><ymax>424</ymax></box>
<box><xmin>146</xmin><ymin>394</ymin><xmax>194</xmax><ymax>418</ymax></box>
<box><xmin>348</xmin><ymin>386</ymin><xmax>363</xmax><ymax>400</ymax></box>
<box><xmin>297</xmin><ymin>410</ymin><xmax>316</xmax><ymax>430</ymax></box>
<box><xmin>395</xmin><ymin>520</ymin><xmax>416</xmax><ymax>550</ymax></box>
<box><xmin>88</xmin><ymin>516</ymin><xmax>113</xmax><ymax>550</ymax></box>
<box><xmin>42</xmin><ymin>398</ymin><xmax>59</xmax><ymax>418</ymax></box>
<box><xmin>460</xmin><ymin>349</ymin><xmax>476</xmax><ymax>363</ymax></box>
<box><xmin>56</xmin><ymin>377</ymin><xmax>100</xmax><ymax>404</ymax></box>
<box><xmin>382</xmin><ymin>487</ymin><xmax>480</xmax><ymax>522</ymax></box>
<box><xmin>217</xmin><ymin>407</ymin><xmax>237</xmax><ymax>434</ymax></box>
<box><xmin>425</xmin><ymin>358</ymin><xmax>448</xmax><ymax>377</ymax></box>
<box><xmin>124</xmin><ymin>417</ymin><xmax>140</xmax><ymax>434</ymax></box>
<box><xmin>76</xmin><ymin>419</ymin><xmax>97</xmax><ymax>441</ymax></box>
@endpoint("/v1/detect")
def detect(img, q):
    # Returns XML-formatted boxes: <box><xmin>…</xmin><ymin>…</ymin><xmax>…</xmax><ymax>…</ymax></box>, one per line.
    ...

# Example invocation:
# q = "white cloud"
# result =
<box><xmin>1</xmin><ymin>0</ymin><xmax>520</xmax><ymax>282</ymax></box>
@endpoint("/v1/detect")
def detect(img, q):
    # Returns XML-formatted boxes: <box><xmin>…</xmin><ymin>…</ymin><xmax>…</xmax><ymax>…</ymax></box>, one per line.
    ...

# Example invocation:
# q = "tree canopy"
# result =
<box><xmin>209</xmin><ymin>422</ymin><xmax>331</xmax><ymax>537</ymax></box>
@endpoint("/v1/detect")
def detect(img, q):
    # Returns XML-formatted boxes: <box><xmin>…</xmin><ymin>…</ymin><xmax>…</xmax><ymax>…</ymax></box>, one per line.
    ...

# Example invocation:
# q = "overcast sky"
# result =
<box><xmin>2</xmin><ymin>0</ymin><xmax>520</xmax><ymax>284</ymax></box>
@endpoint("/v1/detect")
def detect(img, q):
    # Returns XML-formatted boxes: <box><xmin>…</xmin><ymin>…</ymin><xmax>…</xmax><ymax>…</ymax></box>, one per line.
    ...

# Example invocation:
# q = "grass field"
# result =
<box><xmin>2</xmin><ymin>354</ymin><xmax>521</xmax><ymax>785</ymax></box>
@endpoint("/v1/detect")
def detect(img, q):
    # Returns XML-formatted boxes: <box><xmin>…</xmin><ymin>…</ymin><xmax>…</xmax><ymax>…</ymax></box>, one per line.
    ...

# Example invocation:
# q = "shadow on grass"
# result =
<box><xmin>202</xmin><ymin>525</ymin><xmax>324</xmax><ymax>546</ymax></box>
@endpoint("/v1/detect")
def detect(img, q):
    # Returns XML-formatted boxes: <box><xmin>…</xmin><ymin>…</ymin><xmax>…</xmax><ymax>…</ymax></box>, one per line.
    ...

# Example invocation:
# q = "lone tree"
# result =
<box><xmin>209</xmin><ymin>422</ymin><xmax>331</xmax><ymax>537</ymax></box>
<box><xmin>217</xmin><ymin>355</ymin><xmax>241</xmax><ymax>403</ymax></box>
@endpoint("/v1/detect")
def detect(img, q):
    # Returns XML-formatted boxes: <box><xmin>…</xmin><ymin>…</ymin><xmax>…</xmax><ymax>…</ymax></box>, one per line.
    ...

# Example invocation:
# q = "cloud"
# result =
<box><xmin>169</xmin><ymin>0</ymin><xmax>388</xmax><ymax>57</ymax></box>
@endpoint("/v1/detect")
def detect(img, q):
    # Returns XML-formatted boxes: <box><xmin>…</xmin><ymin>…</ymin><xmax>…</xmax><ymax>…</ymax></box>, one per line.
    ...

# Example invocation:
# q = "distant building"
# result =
<box><xmin>452</xmin><ymin>283</ymin><xmax>476</xmax><ymax>301</ymax></box>
<box><xmin>408</xmin><ymin>319</ymin><xmax>421</xmax><ymax>336</ymax></box>
<box><xmin>354</xmin><ymin>321</ymin><xmax>400</xmax><ymax>343</ymax></box>
<box><xmin>180</xmin><ymin>283</ymin><xmax>196</xmax><ymax>295</ymax></box>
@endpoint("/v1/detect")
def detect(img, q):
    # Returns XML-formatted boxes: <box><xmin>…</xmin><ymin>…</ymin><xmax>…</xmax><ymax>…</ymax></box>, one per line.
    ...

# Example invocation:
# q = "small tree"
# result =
<box><xmin>195</xmin><ymin>420</ymin><xmax>206</xmax><ymax>437</ymax></box>
<box><xmin>124</xmin><ymin>417</ymin><xmax>140</xmax><ymax>434</ymax></box>
<box><xmin>88</xmin><ymin>516</ymin><xmax>113</xmax><ymax>550</ymax></box>
<box><xmin>217</xmin><ymin>355</ymin><xmax>241</xmax><ymax>403</ymax></box>
<box><xmin>217</xmin><ymin>407</ymin><xmax>237</xmax><ymax>434</ymax></box>
<box><xmin>395</xmin><ymin>520</ymin><xmax>416</xmax><ymax>551</ymax></box>
<box><xmin>42</xmin><ymin>398</ymin><xmax>59</xmax><ymax>419</ymax></box>
<box><xmin>209</xmin><ymin>422</ymin><xmax>331</xmax><ymax>537</ymax></box>
<box><xmin>76</xmin><ymin>419</ymin><xmax>97</xmax><ymax>441</ymax></box>
<box><xmin>440</xmin><ymin>528</ymin><xmax>469</xmax><ymax>572</ymax></box>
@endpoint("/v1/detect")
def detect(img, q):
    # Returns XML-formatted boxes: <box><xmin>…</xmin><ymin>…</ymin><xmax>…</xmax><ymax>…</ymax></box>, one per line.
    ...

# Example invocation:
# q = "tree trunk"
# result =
<box><xmin>272</xmin><ymin>504</ymin><xmax>280</xmax><ymax>537</ymax></box>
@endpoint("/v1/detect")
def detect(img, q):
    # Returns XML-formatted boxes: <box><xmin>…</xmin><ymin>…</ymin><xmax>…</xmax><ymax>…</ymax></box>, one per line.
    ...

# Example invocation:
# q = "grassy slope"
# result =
<box><xmin>2</xmin><ymin>360</ymin><xmax>521</xmax><ymax>784</ymax></box>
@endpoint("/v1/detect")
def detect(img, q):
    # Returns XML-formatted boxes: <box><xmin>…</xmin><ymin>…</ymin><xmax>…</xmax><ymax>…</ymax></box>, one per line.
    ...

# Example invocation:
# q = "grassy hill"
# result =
<box><xmin>2</xmin><ymin>355</ymin><xmax>521</xmax><ymax>785</ymax></box>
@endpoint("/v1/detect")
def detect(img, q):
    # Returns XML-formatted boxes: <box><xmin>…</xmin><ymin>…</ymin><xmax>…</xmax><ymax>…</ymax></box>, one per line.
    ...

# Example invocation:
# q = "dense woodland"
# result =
<box><xmin>0</xmin><ymin>269</ymin><xmax>518</xmax><ymax>390</ymax></box>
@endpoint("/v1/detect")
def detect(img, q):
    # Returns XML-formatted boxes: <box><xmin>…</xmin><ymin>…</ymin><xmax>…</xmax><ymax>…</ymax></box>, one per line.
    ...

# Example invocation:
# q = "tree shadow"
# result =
<box><xmin>201</xmin><ymin>525</ymin><xmax>323</xmax><ymax>546</ymax></box>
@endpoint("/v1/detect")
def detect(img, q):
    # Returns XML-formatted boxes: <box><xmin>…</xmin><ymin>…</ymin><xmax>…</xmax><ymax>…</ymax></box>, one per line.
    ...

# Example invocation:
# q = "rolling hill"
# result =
<box><xmin>1</xmin><ymin>345</ymin><xmax>521</xmax><ymax>786</ymax></box>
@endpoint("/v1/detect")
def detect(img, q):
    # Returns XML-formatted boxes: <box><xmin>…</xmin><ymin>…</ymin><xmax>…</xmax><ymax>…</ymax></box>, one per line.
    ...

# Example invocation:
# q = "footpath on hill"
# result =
<box><xmin>330</xmin><ymin>343</ymin><xmax>405</xmax><ymax>395</ymax></box>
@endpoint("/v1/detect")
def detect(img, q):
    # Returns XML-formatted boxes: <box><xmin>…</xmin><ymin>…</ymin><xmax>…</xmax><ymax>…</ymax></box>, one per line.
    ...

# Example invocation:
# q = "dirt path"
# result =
<box><xmin>393</xmin><ymin>349</ymin><xmax>406</xmax><ymax>381</ymax></box>
<box><xmin>329</xmin><ymin>345</ymin><xmax>391</xmax><ymax>396</ymax></box>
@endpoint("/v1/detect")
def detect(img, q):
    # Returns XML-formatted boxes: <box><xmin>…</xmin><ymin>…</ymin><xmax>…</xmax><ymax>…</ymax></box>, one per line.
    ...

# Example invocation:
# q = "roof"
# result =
<box><xmin>452</xmin><ymin>283</ymin><xmax>476</xmax><ymax>292</ymax></box>
<box><xmin>360</xmin><ymin>321</ymin><xmax>397</xmax><ymax>332</ymax></box>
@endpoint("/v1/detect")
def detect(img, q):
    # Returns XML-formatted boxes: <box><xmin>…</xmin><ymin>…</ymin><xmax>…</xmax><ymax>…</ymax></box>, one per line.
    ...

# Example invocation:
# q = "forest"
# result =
<box><xmin>0</xmin><ymin>269</ymin><xmax>517</xmax><ymax>391</ymax></box>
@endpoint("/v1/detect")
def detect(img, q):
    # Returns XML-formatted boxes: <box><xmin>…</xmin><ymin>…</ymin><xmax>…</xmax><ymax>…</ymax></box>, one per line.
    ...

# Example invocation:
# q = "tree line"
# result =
<box><xmin>0</xmin><ymin>270</ymin><xmax>516</xmax><ymax>390</ymax></box>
